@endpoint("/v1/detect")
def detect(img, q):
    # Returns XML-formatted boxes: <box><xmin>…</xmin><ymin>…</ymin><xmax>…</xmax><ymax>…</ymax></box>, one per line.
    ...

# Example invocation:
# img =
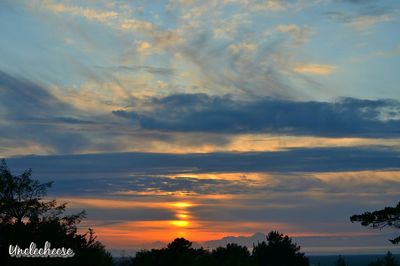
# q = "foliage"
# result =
<box><xmin>132</xmin><ymin>237</ymin><xmax>212</xmax><ymax>266</ymax></box>
<box><xmin>368</xmin><ymin>252</ymin><xmax>399</xmax><ymax>266</ymax></box>
<box><xmin>131</xmin><ymin>231</ymin><xmax>309</xmax><ymax>266</ymax></box>
<box><xmin>0</xmin><ymin>159</ymin><xmax>112</xmax><ymax>266</ymax></box>
<box><xmin>252</xmin><ymin>231</ymin><xmax>309</xmax><ymax>266</ymax></box>
<box><xmin>212</xmin><ymin>243</ymin><xmax>252</xmax><ymax>266</ymax></box>
<box><xmin>350</xmin><ymin>202</ymin><xmax>400</xmax><ymax>244</ymax></box>
<box><xmin>335</xmin><ymin>255</ymin><xmax>348</xmax><ymax>266</ymax></box>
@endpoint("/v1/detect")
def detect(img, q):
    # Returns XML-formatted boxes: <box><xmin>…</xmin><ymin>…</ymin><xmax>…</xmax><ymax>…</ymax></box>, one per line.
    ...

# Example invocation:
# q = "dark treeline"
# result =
<box><xmin>128</xmin><ymin>232</ymin><xmax>309</xmax><ymax>266</ymax></box>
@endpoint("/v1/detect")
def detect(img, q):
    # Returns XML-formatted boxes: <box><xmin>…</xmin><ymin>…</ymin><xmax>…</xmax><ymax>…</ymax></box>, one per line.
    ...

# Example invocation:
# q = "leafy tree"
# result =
<box><xmin>335</xmin><ymin>255</ymin><xmax>348</xmax><ymax>266</ymax></box>
<box><xmin>167</xmin><ymin>237</ymin><xmax>193</xmax><ymax>253</ymax></box>
<box><xmin>350</xmin><ymin>202</ymin><xmax>400</xmax><ymax>244</ymax></box>
<box><xmin>252</xmin><ymin>231</ymin><xmax>309</xmax><ymax>266</ymax></box>
<box><xmin>0</xmin><ymin>159</ymin><xmax>65</xmax><ymax>224</ymax></box>
<box><xmin>0</xmin><ymin>159</ymin><xmax>112</xmax><ymax>266</ymax></box>
<box><xmin>212</xmin><ymin>243</ymin><xmax>253</xmax><ymax>266</ymax></box>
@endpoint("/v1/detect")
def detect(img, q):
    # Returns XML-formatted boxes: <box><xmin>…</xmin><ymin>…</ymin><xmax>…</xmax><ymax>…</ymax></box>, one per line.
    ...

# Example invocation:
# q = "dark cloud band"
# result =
<box><xmin>113</xmin><ymin>93</ymin><xmax>400</xmax><ymax>137</ymax></box>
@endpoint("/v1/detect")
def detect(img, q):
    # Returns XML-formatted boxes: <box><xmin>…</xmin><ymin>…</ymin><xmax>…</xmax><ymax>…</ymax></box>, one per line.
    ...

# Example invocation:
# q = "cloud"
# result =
<box><xmin>223</xmin><ymin>0</ymin><xmax>309</xmax><ymax>13</ymax></box>
<box><xmin>0</xmin><ymin>70</ymin><xmax>94</xmax><ymax>154</ymax></box>
<box><xmin>5</xmin><ymin>150</ymin><xmax>400</xmax><ymax>253</ymax></box>
<box><xmin>40</xmin><ymin>0</ymin><xmax>117</xmax><ymax>23</ymax></box>
<box><xmin>0</xmin><ymin>70</ymin><xmax>70</xmax><ymax>120</ymax></box>
<box><xmin>1</xmin><ymin>70</ymin><xmax>399</xmax><ymax>157</ymax></box>
<box><xmin>349</xmin><ymin>14</ymin><xmax>394</xmax><ymax>30</ymax></box>
<box><xmin>276</xmin><ymin>24</ymin><xmax>312</xmax><ymax>45</ymax></box>
<box><xmin>29</xmin><ymin>0</ymin><xmax>326</xmax><ymax>99</ymax></box>
<box><xmin>6</xmin><ymin>147</ymin><xmax>400</xmax><ymax>180</ymax></box>
<box><xmin>352</xmin><ymin>45</ymin><xmax>400</xmax><ymax>62</ymax></box>
<box><xmin>136</xmin><ymin>41</ymin><xmax>152</xmax><ymax>53</ymax></box>
<box><xmin>119</xmin><ymin>19</ymin><xmax>155</xmax><ymax>32</ymax></box>
<box><xmin>112</xmin><ymin>93</ymin><xmax>400</xmax><ymax>137</ymax></box>
<box><xmin>103</xmin><ymin>65</ymin><xmax>175</xmax><ymax>76</ymax></box>
<box><xmin>249</xmin><ymin>0</ymin><xmax>286</xmax><ymax>12</ymax></box>
<box><xmin>327</xmin><ymin>8</ymin><xmax>396</xmax><ymax>31</ymax></box>
<box><xmin>293</xmin><ymin>64</ymin><xmax>336</xmax><ymax>75</ymax></box>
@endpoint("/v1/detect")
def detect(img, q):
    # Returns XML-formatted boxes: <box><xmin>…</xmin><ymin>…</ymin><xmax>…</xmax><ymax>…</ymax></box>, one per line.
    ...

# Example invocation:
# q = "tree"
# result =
<box><xmin>252</xmin><ymin>231</ymin><xmax>309</xmax><ymax>266</ymax></box>
<box><xmin>132</xmin><ymin>237</ymin><xmax>211</xmax><ymax>266</ymax></box>
<box><xmin>368</xmin><ymin>252</ymin><xmax>399</xmax><ymax>266</ymax></box>
<box><xmin>350</xmin><ymin>202</ymin><xmax>400</xmax><ymax>244</ymax></box>
<box><xmin>131</xmin><ymin>232</ymin><xmax>310</xmax><ymax>266</ymax></box>
<box><xmin>212</xmin><ymin>243</ymin><xmax>253</xmax><ymax>266</ymax></box>
<box><xmin>167</xmin><ymin>237</ymin><xmax>193</xmax><ymax>253</ymax></box>
<box><xmin>0</xmin><ymin>159</ymin><xmax>68</xmax><ymax>224</ymax></box>
<box><xmin>335</xmin><ymin>255</ymin><xmax>348</xmax><ymax>266</ymax></box>
<box><xmin>382</xmin><ymin>252</ymin><xmax>399</xmax><ymax>266</ymax></box>
<box><xmin>0</xmin><ymin>159</ymin><xmax>113</xmax><ymax>266</ymax></box>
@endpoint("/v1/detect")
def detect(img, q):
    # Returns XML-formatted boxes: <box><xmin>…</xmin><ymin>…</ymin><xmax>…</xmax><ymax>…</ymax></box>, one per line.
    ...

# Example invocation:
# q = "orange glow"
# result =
<box><xmin>79</xmin><ymin>219</ymin><xmax>294</xmax><ymax>248</ymax></box>
<box><xmin>57</xmin><ymin>170</ymin><xmax>400</xmax><ymax>251</ymax></box>
<box><xmin>59</xmin><ymin>197</ymin><xmax>199</xmax><ymax>210</ymax></box>
<box><xmin>170</xmin><ymin>220</ymin><xmax>189</xmax><ymax>227</ymax></box>
<box><xmin>170</xmin><ymin>202</ymin><xmax>193</xmax><ymax>208</ymax></box>
<box><xmin>312</xmin><ymin>170</ymin><xmax>400</xmax><ymax>184</ymax></box>
<box><xmin>176</xmin><ymin>213</ymin><xmax>189</xmax><ymax>219</ymax></box>
<box><xmin>293</xmin><ymin>64</ymin><xmax>336</xmax><ymax>75</ymax></box>
<box><xmin>172</xmin><ymin>172</ymin><xmax>267</xmax><ymax>181</ymax></box>
<box><xmin>73</xmin><ymin>132</ymin><xmax>400</xmax><ymax>155</ymax></box>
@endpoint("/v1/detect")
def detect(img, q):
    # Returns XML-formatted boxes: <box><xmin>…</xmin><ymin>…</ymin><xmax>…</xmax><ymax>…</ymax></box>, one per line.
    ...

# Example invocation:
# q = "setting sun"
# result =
<box><xmin>170</xmin><ymin>220</ymin><xmax>190</xmax><ymax>228</ymax></box>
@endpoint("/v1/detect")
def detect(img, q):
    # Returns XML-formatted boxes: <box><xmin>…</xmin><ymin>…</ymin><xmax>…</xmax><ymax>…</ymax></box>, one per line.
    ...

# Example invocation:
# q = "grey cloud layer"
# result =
<box><xmin>0</xmin><ymin>71</ymin><xmax>93</xmax><ymax>153</ymax></box>
<box><xmin>5</xmin><ymin>147</ymin><xmax>400</xmax><ymax>194</ymax></box>
<box><xmin>113</xmin><ymin>93</ymin><xmax>400</xmax><ymax>137</ymax></box>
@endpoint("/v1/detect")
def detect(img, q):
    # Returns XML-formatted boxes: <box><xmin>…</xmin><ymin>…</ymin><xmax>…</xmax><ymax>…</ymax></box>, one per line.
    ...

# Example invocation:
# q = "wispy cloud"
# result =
<box><xmin>40</xmin><ymin>0</ymin><xmax>118</xmax><ymax>23</ymax></box>
<box><xmin>349</xmin><ymin>14</ymin><xmax>394</xmax><ymax>30</ymax></box>
<box><xmin>293</xmin><ymin>64</ymin><xmax>336</xmax><ymax>75</ymax></box>
<box><xmin>276</xmin><ymin>24</ymin><xmax>313</xmax><ymax>45</ymax></box>
<box><xmin>327</xmin><ymin>8</ymin><xmax>396</xmax><ymax>31</ymax></box>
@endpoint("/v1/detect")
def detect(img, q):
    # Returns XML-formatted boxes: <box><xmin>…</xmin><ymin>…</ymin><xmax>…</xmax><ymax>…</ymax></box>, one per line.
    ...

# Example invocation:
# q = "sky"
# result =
<box><xmin>1</xmin><ymin>0</ymin><xmax>400</xmax><ymax>255</ymax></box>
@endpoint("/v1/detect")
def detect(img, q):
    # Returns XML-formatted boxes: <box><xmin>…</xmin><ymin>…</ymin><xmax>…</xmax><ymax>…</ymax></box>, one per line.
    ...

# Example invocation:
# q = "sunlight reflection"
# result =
<box><xmin>170</xmin><ymin>202</ymin><xmax>193</xmax><ymax>208</ymax></box>
<box><xmin>170</xmin><ymin>220</ymin><xmax>189</xmax><ymax>227</ymax></box>
<box><xmin>176</xmin><ymin>213</ymin><xmax>189</xmax><ymax>219</ymax></box>
<box><xmin>170</xmin><ymin>201</ymin><xmax>192</xmax><ymax>229</ymax></box>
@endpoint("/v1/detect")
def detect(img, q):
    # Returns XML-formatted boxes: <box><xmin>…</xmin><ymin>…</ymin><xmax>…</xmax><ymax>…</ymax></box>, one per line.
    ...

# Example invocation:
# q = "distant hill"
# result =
<box><xmin>204</xmin><ymin>232</ymin><xmax>266</xmax><ymax>249</ymax></box>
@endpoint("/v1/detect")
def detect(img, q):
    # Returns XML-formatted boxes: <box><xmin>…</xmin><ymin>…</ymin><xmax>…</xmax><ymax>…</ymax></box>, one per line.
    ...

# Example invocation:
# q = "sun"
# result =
<box><xmin>170</xmin><ymin>220</ymin><xmax>189</xmax><ymax>227</ymax></box>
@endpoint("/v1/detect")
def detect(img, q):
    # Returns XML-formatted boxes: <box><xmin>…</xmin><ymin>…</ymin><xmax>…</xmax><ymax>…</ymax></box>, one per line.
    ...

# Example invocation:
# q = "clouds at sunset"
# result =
<box><xmin>1</xmin><ymin>0</ymin><xmax>399</xmax><ymax>255</ymax></box>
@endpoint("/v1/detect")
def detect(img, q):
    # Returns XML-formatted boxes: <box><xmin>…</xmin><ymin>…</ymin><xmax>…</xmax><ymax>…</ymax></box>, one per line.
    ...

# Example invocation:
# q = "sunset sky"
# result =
<box><xmin>1</xmin><ymin>0</ymin><xmax>400</xmax><ymax>255</ymax></box>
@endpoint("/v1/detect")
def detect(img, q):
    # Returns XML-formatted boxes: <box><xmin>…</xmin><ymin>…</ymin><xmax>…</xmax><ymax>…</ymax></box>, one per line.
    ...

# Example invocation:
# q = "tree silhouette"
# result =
<box><xmin>0</xmin><ymin>159</ymin><xmax>112</xmax><ymax>266</ymax></box>
<box><xmin>212</xmin><ymin>243</ymin><xmax>253</xmax><ymax>266</ymax></box>
<box><xmin>167</xmin><ymin>237</ymin><xmax>193</xmax><ymax>253</ymax></box>
<box><xmin>132</xmin><ymin>237</ymin><xmax>211</xmax><ymax>266</ymax></box>
<box><xmin>350</xmin><ymin>202</ymin><xmax>400</xmax><ymax>244</ymax></box>
<box><xmin>252</xmin><ymin>231</ymin><xmax>309</xmax><ymax>266</ymax></box>
<box><xmin>335</xmin><ymin>255</ymin><xmax>348</xmax><ymax>266</ymax></box>
<box><xmin>131</xmin><ymin>232</ymin><xmax>310</xmax><ymax>266</ymax></box>
<box><xmin>0</xmin><ymin>159</ymin><xmax>66</xmax><ymax>224</ymax></box>
<box><xmin>368</xmin><ymin>251</ymin><xmax>399</xmax><ymax>266</ymax></box>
